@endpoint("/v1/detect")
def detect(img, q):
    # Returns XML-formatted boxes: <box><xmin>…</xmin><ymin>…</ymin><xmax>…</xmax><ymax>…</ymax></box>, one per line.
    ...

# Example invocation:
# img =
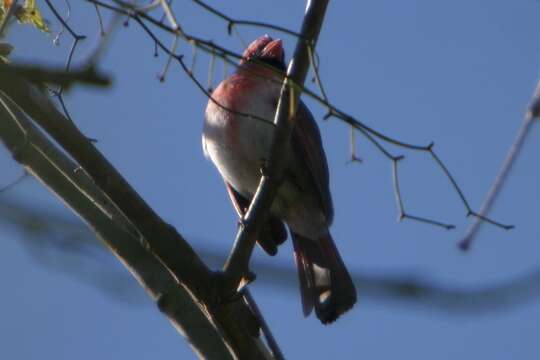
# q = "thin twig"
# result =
<box><xmin>158</xmin><ymin>34</ymin><xmax>179</xmax><ymax>82</ymax></box>
<box><xmin>459</xmin><ymin>79</ymin><xmax>540</xmax><ymax>250</ymax></box>
<box><xmin>44</xmin><ymin>0</ymin><xmax>86</xmax><ymax>40</ymax></box>
<box><xmin>190</xmin><ymin>40</ymin><xmax>198</xmax><ymax>74</ymax></box>
<box><xmin>94</xmin><ymin>3</ymin><xmax>106</xmax><ymax>36</ymax></box>
<box><xmin>347</xmin><ymin>126</ymin><xmax>362</xmax><ymax>163</ymax></box>
<box><xmin>392</xmin><ymin>157</ymin><xmax>455</xmax><ymax>229</ymax></box>
<box><xmin>207</xmin><ymin>48</ymin><xmax>215</xmax><ymax>91</ymax></box>
<box><xmin>190</xmin><ymin>0</ymin><xmax>304</xmax><ymax>39</ymax></box>
<box><xmin>51</xmin><ymin>0</ymin><xmax>72</xmax><ymax>45</ymax></box>
<box><xmin>44</xmin><ymin>0</ymin><xmax>87</xmax><ymax>124</ymax></box>
<box><xmin>88</xmin><ymin>0</ymin><xmax>512</xmax><ymax>238</ymax></box>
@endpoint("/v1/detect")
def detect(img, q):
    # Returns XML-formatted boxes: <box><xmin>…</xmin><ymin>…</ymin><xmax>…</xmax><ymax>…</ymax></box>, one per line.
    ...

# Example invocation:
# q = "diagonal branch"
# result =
<box><xmin>0</xmin><ymin>91</ymin><xmax>233</xmax><ymax>360</ymax></box>
<box><xmin>459</xmin><ymin>79</ymin><xmax>540</xmax><ymax>250</ymax></box>
<box><xmin>0</xmin><ymin>62</ymin><xmax>276</xmax><ymax>359</ymax></box>
<box><xmin>223</xmin><ymin>0</ymin><xmax>330</xmax><ymax>290</ymax></box>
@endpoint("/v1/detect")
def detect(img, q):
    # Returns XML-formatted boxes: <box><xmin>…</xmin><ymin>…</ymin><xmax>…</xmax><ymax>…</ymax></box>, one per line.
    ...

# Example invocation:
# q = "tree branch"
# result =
<box><xmin>223</xmin><ymin>0</ymin><xmax>330</xmax><ymax>290</ymax></box>
<box><xmin>0</xmin><ymin>62</ymin><xmax>110</xmax><ymax>88</ymax></box>
<box><xmin>3</xmin><ymin>200</ymin><xmax>540</xmax><ymax>314</ymax></box>
<box><xmin>0</xmin><ymin>91</ymin><xmax>233</xmax><ymax>360</ymax></box>
<box><xmin>459</xmin><ymin>78</ymin><xmax>540</xmax><ymax>250</ymax></box>
<box><xmin>0</xmin><ymin>64</ymin><xmax>276</xmax><ymax>359</ymax></box>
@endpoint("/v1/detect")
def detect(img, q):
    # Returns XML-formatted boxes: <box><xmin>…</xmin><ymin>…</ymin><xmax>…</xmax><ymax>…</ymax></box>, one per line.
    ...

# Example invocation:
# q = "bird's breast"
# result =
<box><xmin>203</xmin><ymin>78</ymin><xmax>280</xmax><ymax>198</ymax></box>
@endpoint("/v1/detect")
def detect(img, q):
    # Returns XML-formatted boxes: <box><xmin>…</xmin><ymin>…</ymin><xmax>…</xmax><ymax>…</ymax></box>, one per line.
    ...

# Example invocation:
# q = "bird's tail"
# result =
<box><xmin>291</xmin><ymin>231</ymin><xmax>357</xmax><ymax>324</ymax></box>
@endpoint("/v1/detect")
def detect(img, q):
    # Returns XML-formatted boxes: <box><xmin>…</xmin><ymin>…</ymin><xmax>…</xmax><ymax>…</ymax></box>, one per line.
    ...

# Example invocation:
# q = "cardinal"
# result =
<box><xmin>202</xmin><ymin>35</ymin><xmax>356</xmax><ymax>324</ymax></box>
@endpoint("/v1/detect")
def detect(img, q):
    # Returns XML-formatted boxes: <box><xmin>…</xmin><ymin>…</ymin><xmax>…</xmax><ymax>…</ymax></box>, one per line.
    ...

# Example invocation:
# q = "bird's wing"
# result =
<box><xmin>291</xmin><ymin>101</ymin><xmax>334</xmax><ymax>224</ymax></box>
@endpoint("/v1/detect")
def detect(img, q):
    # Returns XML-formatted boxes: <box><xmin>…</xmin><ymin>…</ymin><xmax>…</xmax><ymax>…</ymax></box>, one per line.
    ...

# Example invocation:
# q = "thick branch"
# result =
<box><xmin>0</xmin><ymin>92</ymin><xmax>233</xmax><ymax>360</ymax></box>
<box><xmin>0</xmin><ymin>68</ymin><xmax>275</xmax><ymax>359</ymax></box>
<box><xmin>4</xmin><ymin>201</ymin><xmax>540</xmax><ymax>314</ymax></box>
<box><xmin>0</xmin><ymin>62</ymin><xmax>110</xmax><ymax>88</ymax></box>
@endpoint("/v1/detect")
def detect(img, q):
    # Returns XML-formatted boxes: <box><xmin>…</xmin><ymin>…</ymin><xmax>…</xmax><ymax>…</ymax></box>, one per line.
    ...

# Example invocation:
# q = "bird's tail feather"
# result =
<box><xmin>291</xmin><ymin>231</ymin><xmax>357</xmax><ymax>324</ymax></box>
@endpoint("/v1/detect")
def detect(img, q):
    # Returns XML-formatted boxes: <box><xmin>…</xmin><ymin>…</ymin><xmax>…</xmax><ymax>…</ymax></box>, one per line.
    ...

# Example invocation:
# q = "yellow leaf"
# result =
<box><xmin>16</xmin><ymin>0</ymin><xmax>50</xmax><ymax>33</ymax></box>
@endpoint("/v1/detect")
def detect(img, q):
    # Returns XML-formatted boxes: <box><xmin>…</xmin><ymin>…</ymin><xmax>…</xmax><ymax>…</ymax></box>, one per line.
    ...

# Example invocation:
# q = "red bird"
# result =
<box><xmin>203</xmin><ymin>35</ymin><xmax>356</xmax><ymax>324</ymax></box>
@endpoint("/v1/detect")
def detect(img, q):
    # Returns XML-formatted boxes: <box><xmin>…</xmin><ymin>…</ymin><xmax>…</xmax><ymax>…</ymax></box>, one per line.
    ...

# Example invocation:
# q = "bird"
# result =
<box><xmin>202</xmin><ymin>35</ymin><xmax>356</xmax><ymax>324</ymax></box>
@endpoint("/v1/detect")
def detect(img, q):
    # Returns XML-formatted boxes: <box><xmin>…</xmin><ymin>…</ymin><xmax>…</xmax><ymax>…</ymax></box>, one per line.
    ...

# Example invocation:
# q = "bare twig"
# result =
<box><xmin>86</xmin><ymin>0</ymin><xmax>511</xmax><ymax>235</ymax></box>
<box><xmin>45</xmin><ymin>0</ymin><xmax>85</xmax><ymax>40</ymax></box>
<box><xmin>459</xmin><ymin>79</ymin><xmax>539</xmax><ymax>250</ymax></box>
<box><xmin>94</xmin><ymin>3</ymin><xmax>106</xmax><ymax>36</ymax></box>
<box><xmin>44</xmin><ymin>0</ymin><xmax>87</xmax><ymax>124</ymax></box>
<box><xmin>347</xmin><ymin>126</ymin><xmax>362</xmax><ymax>163</ymax></box>
<box><xmin>207</xmin><ymin>48</ymin><xmax>216</xmax><ymax>91</ymax></box>
<box><xmin>392</xmin><ymin>157</ymin><xmax>455</xmax><ymax>230</ymax></box>
<box><xmin>190</xmin><ymin>0</ymin><xmax>303</xmax><ymax>39</ymax></box>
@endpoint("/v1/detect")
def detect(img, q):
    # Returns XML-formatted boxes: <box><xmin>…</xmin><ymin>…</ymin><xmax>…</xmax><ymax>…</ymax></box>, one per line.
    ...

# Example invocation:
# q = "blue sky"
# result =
<box><xmin>1</xmin><ymin>1</ymin><xmax>539</xmax><ymax>359</ymax></box>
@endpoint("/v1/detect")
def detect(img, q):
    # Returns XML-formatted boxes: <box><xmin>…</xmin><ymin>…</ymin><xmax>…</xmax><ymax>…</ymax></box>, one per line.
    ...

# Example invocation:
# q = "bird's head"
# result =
<box><xmin>240</xmin><ymin>35</ymin><xmax>285</xmax><ymax>71</ymax></box>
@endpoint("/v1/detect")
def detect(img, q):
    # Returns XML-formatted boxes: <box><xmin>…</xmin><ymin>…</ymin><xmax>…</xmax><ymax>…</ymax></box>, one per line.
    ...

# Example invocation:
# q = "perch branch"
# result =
<box><xmin>222</xmin><ymin>0</ymin><xmax>330</xmax><ymax>290</ymax></box>
<box><xmin>0</xmin><ymin>64</ymin><xmax>276</xmax><ymax>359</ymax></box>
